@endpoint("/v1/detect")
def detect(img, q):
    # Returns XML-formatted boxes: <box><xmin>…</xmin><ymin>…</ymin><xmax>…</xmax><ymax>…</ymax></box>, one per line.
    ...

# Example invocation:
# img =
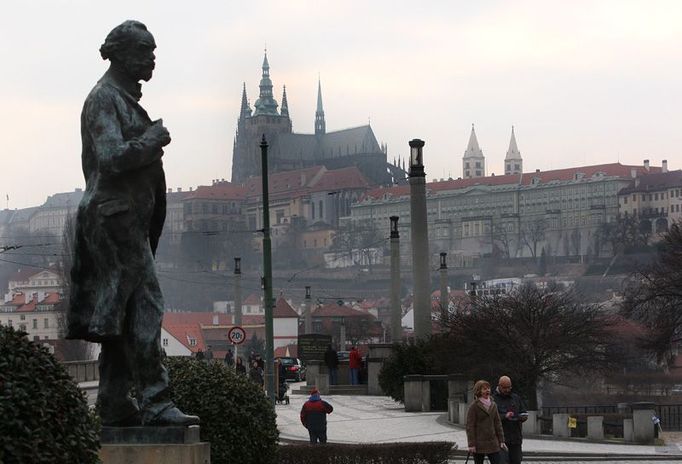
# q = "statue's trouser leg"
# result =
<box><xmin>98</xmin><ymin>339</ymin><xmax>139</xmax><ymax>424</ymax></box>
<box><xmin>126</xmin><ymin>268</ymin><xmax>173</xmax><ymax>422</ymax></box>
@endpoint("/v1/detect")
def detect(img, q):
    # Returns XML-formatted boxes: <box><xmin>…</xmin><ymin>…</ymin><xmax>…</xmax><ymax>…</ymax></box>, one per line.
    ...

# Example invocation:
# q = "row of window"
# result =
<box><xmin>624</xmin><ymin>189</ymin><xmax>682</xmax><ymax>204</ymax></box>
<box><xmin>0</xmin><ymin>318</ymin><xmax>50</xmax><ymax>329</ymax></box>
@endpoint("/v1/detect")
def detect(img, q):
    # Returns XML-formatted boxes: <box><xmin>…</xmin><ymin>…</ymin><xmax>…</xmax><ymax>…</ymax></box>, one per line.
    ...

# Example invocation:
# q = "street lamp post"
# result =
<box><xmin>408</xmin><ymin>139</ymin><xmax>432</xmax><ymax>339</ymax></box>
<box><xmin>439</xmin><ymin>252</ymin><xmax>448</xmax><ymax>322</ymax></box>
<box><xmin>304</xmin><ymin>286</ymin><xmax>312</xmax><ymax>334</ymax></box>
<box><xmin>389</xmin><ymin>216</ymin><xmax>402</xmax><ymax>342</ymax></box>
<box><xmin>234</xmin><ymin>257</ymin><xmax>242</xmax><ymax>326</ymax></box>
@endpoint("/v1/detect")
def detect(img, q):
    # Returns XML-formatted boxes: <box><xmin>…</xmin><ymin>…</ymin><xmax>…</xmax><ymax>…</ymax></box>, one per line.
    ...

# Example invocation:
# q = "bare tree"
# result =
<box><xmin>440</xmin><ymin>284</ymin><xmax>618</xmax><ymax>409</ymax></box>
<box><xmin>621</xmin><ymin>221</ymin><xmax>682</xmax><ymax>367</ymax></box>
<box><xmin>492</xmin><ymin>223</ymin><xmax>516</xmax><ymax>259</ymax></box>
<box><xmin>331</xmin><ymin>220</ymin><xmax>384</xmax><ymax>268</ymax></box>
<box><xmin>521</xmin><ymin>218</ymin><xmax>546</xmax><ymax>258</ymax></box>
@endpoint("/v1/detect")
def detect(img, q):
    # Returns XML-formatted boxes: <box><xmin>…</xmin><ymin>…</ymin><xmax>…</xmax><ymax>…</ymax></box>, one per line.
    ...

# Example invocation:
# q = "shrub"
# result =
<box><xmin>0</xmin><ymin>325</ymin><xmax>99</xmax><ymax>464</ymax></box>
<box><xmin>277</xmin><ymin>442</ymin><xmax>454</xmax><ymax>464</ymax></box>
<box><xmin>378</xmin><ymin>338</ymin><xmax>439</xmax><ymax>402</ymax></box>
<box><xmin>165</xmin><ymin>356</ymin><xmax>278</xmax><ymax>464</ymax></box>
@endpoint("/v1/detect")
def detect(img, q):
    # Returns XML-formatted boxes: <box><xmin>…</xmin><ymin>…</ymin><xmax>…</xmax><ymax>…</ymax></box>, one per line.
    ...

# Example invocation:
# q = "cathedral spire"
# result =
<box><xmin>240</xmin><ymin>82</ymin><xmax>252</xmax><ymax>119</ymax></box>
<box><xmin>464</xmin><ymin>124</ymin><xmax>483</xmax><ymax>157</ymax></box>
<box><xmin>253</xmin><ymin>50</ymin><xmax>279</xmax><ymax>116</ymax></box>
<box><xmin>280</xmin><ymin>85</ymin><xmax>289</xmax><ymax>118</ymax></box>
<box><xmin>315</xmin><ymin>77</ymin><xmax>326</xmax><ymax>135</ymax></box>
<box><xmin>462</xmin><ymin>124</ymin><xmax>485</xmax><ymax>179</ymax></box>
<box><xmin>504</xmin><ymin>125</ymin><xmax>523</xmax><ymax>175</ymax></box>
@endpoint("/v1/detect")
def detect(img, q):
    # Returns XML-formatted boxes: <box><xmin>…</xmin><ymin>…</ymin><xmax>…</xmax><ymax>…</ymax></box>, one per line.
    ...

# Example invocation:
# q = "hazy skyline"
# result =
<box><xmin>2</xmin><ymin>0</ymin><xmax>681</xmax><ymax>209</ymax></box>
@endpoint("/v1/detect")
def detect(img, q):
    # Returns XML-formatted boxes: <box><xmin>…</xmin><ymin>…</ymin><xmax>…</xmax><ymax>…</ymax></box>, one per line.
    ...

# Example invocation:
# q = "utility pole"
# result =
<box><xmin>260</xmin><ymin>135</ymin><xmax>275</xmax><ymax>403</ymax></box>
<box><xmin>233</xmin><ymin>257</ymin><xmax>242</xmax><ymax>371</ymax></box>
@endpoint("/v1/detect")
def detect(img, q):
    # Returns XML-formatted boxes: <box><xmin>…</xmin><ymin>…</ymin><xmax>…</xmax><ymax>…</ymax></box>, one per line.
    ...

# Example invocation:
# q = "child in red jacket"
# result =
<box><xmin>300</xmin><ymin>387</ymin><xmax>333</xmax><ymax>444</ymax></box>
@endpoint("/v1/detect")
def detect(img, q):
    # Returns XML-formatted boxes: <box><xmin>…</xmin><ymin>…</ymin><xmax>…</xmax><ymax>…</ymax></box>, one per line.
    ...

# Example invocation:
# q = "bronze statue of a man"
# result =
<box><xmin>67</xmin><ymin>20</ymin><xmax>198</xmax><ymax>427</ymax></box>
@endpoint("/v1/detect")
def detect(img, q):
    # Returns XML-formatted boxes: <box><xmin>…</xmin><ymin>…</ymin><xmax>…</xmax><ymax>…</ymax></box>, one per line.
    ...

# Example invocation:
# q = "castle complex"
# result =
<box><xmin>230</xmin><ymin>53</ymin><xmax>406</xmax><ymax>186</ymax></box>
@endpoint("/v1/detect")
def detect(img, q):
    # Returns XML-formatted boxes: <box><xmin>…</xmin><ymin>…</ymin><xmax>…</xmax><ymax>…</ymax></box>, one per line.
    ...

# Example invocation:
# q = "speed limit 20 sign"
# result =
<box><xmin>228</xmin><ymin>326</ymin><xmax>246</xmax><ymax>345</ymax></box>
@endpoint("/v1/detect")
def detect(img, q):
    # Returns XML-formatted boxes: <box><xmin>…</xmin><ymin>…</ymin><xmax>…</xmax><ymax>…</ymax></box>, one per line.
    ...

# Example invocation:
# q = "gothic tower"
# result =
<box><xmin>231</xmin><ymin>52</ymin><xmax>292</xmax><ymax>182</ymax></box>
<box><xmin>315</xmin><ymin>78</ymin><xmax>326</xmax><ymax>136</ymax></box>
<box><xmin>462</xmin><ymin>124</ymin><xmax>485</xmax><ymax>179</ymax></box>
<box><xmin>504</xmin><ymin>126</ymin><xmax>523</xmax><ymax>176</ymax></box>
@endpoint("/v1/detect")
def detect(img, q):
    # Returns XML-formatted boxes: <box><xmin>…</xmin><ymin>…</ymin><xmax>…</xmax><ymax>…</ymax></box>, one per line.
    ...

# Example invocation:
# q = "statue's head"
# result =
<box><xmin>100</xmin><ymin>20</ymin><xmax>156</xmax><ymax>82</ymax></box>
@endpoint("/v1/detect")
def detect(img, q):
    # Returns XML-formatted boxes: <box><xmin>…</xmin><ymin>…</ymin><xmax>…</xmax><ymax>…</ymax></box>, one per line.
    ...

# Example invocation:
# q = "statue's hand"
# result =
<box><xmin>146</xmin><ymin>119</ymin><xmax>171</xmax><ymax>148</ymax></box>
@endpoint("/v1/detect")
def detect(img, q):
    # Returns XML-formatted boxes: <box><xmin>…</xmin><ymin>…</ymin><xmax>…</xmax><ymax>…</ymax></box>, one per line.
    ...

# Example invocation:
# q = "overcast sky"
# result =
<box><xmin>2</xmin><ymin>0</ymin><xmax>681</xmax><ymax>209</ymax></box>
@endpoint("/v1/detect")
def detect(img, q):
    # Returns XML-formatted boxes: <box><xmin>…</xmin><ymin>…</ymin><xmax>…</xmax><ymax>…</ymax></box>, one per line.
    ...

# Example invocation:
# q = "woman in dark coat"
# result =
<box><xmin>466</xmin><ymin>380</ymin><xmax>506</xmax><ymax>464</ymax></box>
<box><xmin>235</xmin><ymin>357</ymin><xmax>246</xmax><ymax>374</ymax></box>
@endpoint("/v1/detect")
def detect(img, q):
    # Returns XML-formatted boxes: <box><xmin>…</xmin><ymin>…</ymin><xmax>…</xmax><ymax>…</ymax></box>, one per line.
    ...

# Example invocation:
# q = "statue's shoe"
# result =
<box><xmin>145</xmin><ymin>407</ymin><xmax>200</xmax><ymax>426</ymax></box>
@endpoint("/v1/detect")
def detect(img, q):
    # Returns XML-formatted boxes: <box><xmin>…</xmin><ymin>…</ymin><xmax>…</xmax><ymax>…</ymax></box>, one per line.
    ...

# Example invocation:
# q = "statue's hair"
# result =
<box><xmin>100</xmin><ymin>20</ymin><xmax>150</xmax><ymax>61</ymax></box>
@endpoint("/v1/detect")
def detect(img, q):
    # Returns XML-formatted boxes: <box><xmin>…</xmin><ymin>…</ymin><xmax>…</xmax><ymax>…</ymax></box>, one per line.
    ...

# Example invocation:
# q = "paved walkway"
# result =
<box><xmin>276</xmin><ymin>388</ymin><xmax>682</xmax><ymax>460</ymax></box>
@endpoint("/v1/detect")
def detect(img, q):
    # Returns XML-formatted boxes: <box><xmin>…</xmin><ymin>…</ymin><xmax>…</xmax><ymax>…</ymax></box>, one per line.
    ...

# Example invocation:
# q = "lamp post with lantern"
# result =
<box><xmin>408</xmin><ymin>139</ymin><xmax>432</xmax><ymax>339</ymax></box>
<box><xmin>389</xmin><ymin>216</ymin><xmax>402</xmax><ymax>342</ymax></box>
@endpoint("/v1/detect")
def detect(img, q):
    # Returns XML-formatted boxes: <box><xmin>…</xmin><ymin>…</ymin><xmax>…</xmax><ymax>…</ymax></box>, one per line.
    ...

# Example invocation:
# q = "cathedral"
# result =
<box><xmin>230</xmin><ymin>53</ymin><xmax>405</xmax><ymax>185</ymax></box>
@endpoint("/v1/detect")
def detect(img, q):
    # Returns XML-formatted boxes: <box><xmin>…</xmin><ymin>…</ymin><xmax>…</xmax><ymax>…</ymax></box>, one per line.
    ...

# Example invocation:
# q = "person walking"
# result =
<box><xmin>224</xmin><ymin>349</ymin><xmax>234</xmax><ymax>367</ymax></box>
<box><xmin>466</xmin><ymin>380</ymin><xmax>507</xmax><ymax>464</ymax></box>
<box><xmin>300</xmin><ymin>387</ymin><xmax>333</xmax><ymax>444</ymax></box>
<box><xmin>493</xmin><ymin>375</ymin><xmax>528</xmax><ymax>464</ymax></box>
<box><xmin>324</xmin><ymin>345</ymin><xmax>339</xmax><ymax>386</ymax></box>
<box><xmin>349</xmin><ymin>346</ymin><xmax>362</xmax><ymax>385</ymax></box>
<box><xmin>249</xmin><ymin>360</ymin><xmax>264</xmax><ymax>387</ymax></box>
<box><xmin>235</xmin><ymin>356</ymin><xmax>246</xmax><ymax>374</ymax></box>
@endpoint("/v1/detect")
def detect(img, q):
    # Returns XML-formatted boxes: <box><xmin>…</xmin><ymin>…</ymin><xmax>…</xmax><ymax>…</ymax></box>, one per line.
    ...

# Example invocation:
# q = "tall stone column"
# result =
<box><xmin>390</xmin><ymin>216</ymin><xmax>402</xmax><ymax>342</ymax></box>
<box><xmin>233</xmin><ymin>257</ymin><xmax>242</xmax><ymax>326</ymax></box>
<box><xmin>408</xmin><ymin>139</ymin><xmax>432</xmax><ymax>339</ymax></box>
<box><xmin>304</xmin><ymin>286</ymin><xmax>313</xmax><ymax>334</ymax></box>
<box><xmin>439</xmin><ymin>252</ymin><xmax>448</xmax><ymax>322</ymax></box>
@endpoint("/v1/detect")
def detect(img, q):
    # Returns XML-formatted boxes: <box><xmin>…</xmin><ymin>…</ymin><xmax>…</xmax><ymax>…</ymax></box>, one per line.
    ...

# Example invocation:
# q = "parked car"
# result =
<box><xmin>277</xmin><ymin>357</ymin><xmax>306</xmax><ymax>382</ymax></box>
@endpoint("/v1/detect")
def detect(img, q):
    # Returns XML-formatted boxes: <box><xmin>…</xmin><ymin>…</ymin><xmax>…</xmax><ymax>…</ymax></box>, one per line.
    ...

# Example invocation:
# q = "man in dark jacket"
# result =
<box><xmin>324</xmin><ymin>345</ymin><xmax>339</xmax><ymax>385</ymax></box>
<box><xmin>492</xmin><ymin>376</ymin><xmax>528</xmax><ymax>464</ymax></box>
<box><xmin>300</xmin><ymin>387</ymin><xmax>333</xmax><ymax>443</ymax></box>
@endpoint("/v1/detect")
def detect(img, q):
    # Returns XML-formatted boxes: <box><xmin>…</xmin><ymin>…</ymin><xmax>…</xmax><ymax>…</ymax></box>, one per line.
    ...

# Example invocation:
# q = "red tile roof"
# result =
<box><xmin>275</xmin><ymin>344</ymin><xmax>298</xmax><ymax>358</ymax></box>
<box><xmin>310</xmin><ymin>167</ymin><xmax>370</xmax><ymax>192</ymax></box>
<box><xmin>312</xmin><ymin>304</ymin><xmax>376</xmax><ymax>319</ymax></box>
<box><xmin>243</xmin><ymin>294</ymin><xmax>262</xmax><ymax>306</ymax></box>
<box><xmin>245</xmin><ymin>166</ymin><xmax>325</xmax><ymax>197</ymax></box>
<box><xmin>619</xmin><ymin>170</ymin><xmax>682</xmax><ymax>194</ymax></box>
<box><xmin>9</xmin><ymin>268</ymin><xmax>43</xmax><ymax>283</ymax></box>
<box><xmin>274</xmin><ymin>297</ymin><xmax>299</xmax><ymax>318</ymax></box>
<box><xmin>361</xmin><ymin>163</ymin><xmax>662</xmax><ymax>201</ymax></box>
<box><xmin>184</xmin><ymin>182</ymin><xmax>247</xmax><ymax>201</ymax></box>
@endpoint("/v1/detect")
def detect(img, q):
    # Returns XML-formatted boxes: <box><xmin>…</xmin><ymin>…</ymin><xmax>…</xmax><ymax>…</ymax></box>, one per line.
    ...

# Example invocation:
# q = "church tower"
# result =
<box><xmin>315</xmin><ymin>78</ymin><xmax>326</xmax><ymax>135</ymax></box>
<box><xmin>462</xmin><ymin>124</ymin><xmax>485</xmax><ymax>179</ymax></box>
<box><xmin>504</xmin><ymin>126</ymin><xmax>523</xmax><ymax>176</ymax></box>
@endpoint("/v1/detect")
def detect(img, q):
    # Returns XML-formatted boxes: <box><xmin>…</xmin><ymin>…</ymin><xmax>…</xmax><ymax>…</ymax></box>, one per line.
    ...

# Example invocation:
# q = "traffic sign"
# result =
<box><xmin>228</xmin><ymin>326</ymin><xmax>246</xmax><ymax>345</ymax></box>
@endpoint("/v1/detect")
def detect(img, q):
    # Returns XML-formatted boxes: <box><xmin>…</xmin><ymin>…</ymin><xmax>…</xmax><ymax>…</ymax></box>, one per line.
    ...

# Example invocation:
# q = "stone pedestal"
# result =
<box><xmin>315</xmin><ymin>373</ymin><xmax>329</xmax><ymax>395</ymax></box>
<box><xmin>458</xmin><ymin>402</ymin><xmax>468</xmax><ymax>426</ymax></box>
<box><xmin>632</xmin><ymin>409</ymin><xmax>656</xmax><ymax>444</ymax></box>
<box><xmin>623</xmin><ymin>418</ymin><xmax>634</xmax><ymax>442</ymax></box>
<box><xmin>404</xmin><ymin>375</ymin><xmax>423</xmax><ymax>412</ymax></box>
<box><xmin>552</xmin><ymin>413</ymin><xmax>570</xmax><ymax>438</ymax></box>
<box><xmin>421</xmin><ymin>380</ymin><xmax>431</xmax><ymax>412</ymax></box>
<box><xmin>522</xmin><ymin>411</ymin><xmax>538</xmax><ymax>435</ymax></box>
<box><xmin>100</xmin><ymin>425</ymin><xmax>210</xmax><ymax>464</ymax></box>
<box><xmin>306</xmin><ymin>360</ymin><xmax>322</xmax><ymax>387</ymax></box>
<box><xmin>367</xmin><ymin>344</ymin><xmax>393</xmax><ymax>395</ymax></box>
<box><xmin>448</xmin><ymin>399</ymin><xmax>458</xmax><ymax>423</ymax></box>
<box><xmin>587</xmin><ymin>416</ymin><xmax>604</xmax><ymax>440</ymax></box>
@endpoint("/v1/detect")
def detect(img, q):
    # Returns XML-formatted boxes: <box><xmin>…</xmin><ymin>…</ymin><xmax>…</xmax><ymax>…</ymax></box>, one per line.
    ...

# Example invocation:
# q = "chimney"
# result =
<box><xmin>177</xmin><ymin>187</ymin><xmax>182</xmax><ymax>192</ymax></box>
<box><xmin>212</xmin><ymin>314</ymin><xmax>219</xmax><ymax>325</ymax></box>
<box><xmin>189</xmin><ymin>187</ymin><xmax>193</xmax><ymax>192</ymax></box>
<box><xmin>535</xmin><ymin>169</ymin><xmax>540</xmax><ymax>173</ymax></box>
<box><xmin>301</xmin><ymin>173</ymin><xmax>306</xmax><ymax>186</ymax></box>
<box><xmin>662</xmin><ymin>160</ymin><xmax>668</xmax><ymax>173</ymax></box>
<box><xmin>167</xmin><ymin>188</ymin><xmax>172</xmax><ymax>193</ymax></box>
<box><xmin>644</xmin><ymin>159</ymin><xmax>650</xmax><ymax>171</ymax></box>
<box><xmin>631</xmin><ymin>169</ymin><xmax>637</xmax><ymax>178</ymax></box>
